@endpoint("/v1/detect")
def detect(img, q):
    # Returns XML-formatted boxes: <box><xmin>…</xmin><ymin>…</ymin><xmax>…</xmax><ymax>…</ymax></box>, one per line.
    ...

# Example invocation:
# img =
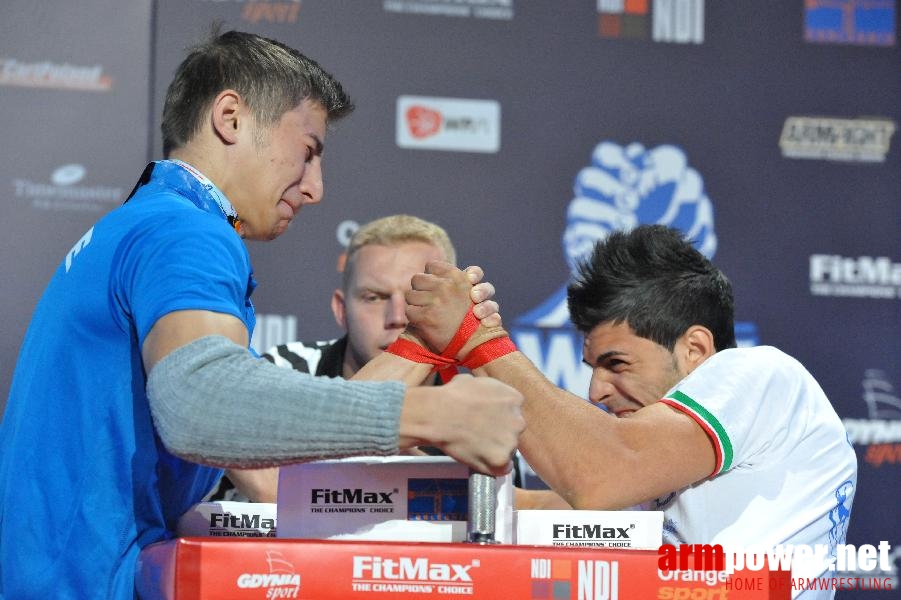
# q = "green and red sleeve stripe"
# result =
<box><xmin>660</xmin><ymin>390</ymin><xmax>733</xmax><ymax>476</ymax></box>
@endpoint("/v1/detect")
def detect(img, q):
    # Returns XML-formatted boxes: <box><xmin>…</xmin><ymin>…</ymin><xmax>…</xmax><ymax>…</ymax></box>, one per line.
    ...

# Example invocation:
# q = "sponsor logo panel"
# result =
<box><xmin>0</xmin><ymin>58</ymin><xmax>113</xmax><ymax>91</ymax></box>
<box><xmin>351</xmin><ymin>555</ymin><xmax>479</xmax><ymax>594</ymax></box>
<box><xmin>208</xmin><ymin>510</ymin><xmax>277</xmax><ymax>537</ymax></box>
<box><xmin>196</xmin><ymin>0</ymin><xmax>303</xmax><ymax>24</ymax></box>
<box><xmin>809</xmin><ymin>255</ymin><xmax>901</xmax><ymax>299</ymax></box>
<box><xmin>551</xmin><ymin>523</ymin><xmax>636</xmax><ymax>549</ymax></box>
<box><xmin>237</xmin><ymin>550</ymin><xmax>301</xmax><ymax>596</ymax></box>
<box><xmin>309</xmin><ymin>486</ymin><xmax>399</xmax><ymax>515</ymax></box>
<box><xmin>780</xmin><ymin>116</ymin><xmax>896</xmax><ymax>163</ymax></box>
<box><xmin>597</xmin><ymin>0</ymin><xmax>705</xmax><ymax>44</ymax></box>
<box><xmin>804</xmin><ymin>0</ymin><xmax>896</xmax><ymax>47</ymax></box>
<box><xmin>529</xmin><ymin>557</ymin><xmax>620</xmax><ymax>599</ymax></box>
<box><xmin>396</xmin><ymin>95</ymin><xmax>501</xmax><ymax>153</ymax></box>
<box><xmin>844</xmin><ymin>370</ymin><xmax>901</xmax><ymax>467</ymax></box>
<box><xmin>13</xmin><ymin>164</ymin><xmax>123</xmax><ymax>213</ymax></box>
<box><xmin>408</xmin><ymin>478</ymin><xmax>468</xmax><ymax>521</ymax></box>
<box><xmin>384</xmin><ymin>0</ymin><xmax>513</xmax><ymax>20</ymax></box>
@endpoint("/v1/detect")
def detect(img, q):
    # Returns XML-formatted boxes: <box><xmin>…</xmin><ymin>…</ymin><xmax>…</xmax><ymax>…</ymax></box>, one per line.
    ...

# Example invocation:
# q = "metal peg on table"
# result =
<box><xmin>466</xmin><ymin>470</ymin><xmax>499</xmax><ymax>544</ymax></box>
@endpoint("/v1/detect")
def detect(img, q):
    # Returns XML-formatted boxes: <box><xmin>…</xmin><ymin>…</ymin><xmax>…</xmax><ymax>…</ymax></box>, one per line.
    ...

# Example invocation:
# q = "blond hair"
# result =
<box><xmin>343</xmin><ymin>215</ymin><xmax>456</xmax><ymax>289</ymax></box>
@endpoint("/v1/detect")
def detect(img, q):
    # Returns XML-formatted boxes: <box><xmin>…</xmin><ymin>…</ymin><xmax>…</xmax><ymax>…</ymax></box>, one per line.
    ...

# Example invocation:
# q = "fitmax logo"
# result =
<box><xmin>553</xmin><ymin>524</ymin><xmax>632</xmax><ymax>540</ymax></box>
<box><xmin>311</xmin><ymin>488</ymin><xmax>396</xmax><ymax>504</ymax></box>
<box><xmin>353</xmin><ymin>556</ymin><xmax>477</xmax><ymax>581</ymax></box>
<box><xmin>209</xmin><ymin>512</ymin><xmax>276</xmax><ymax>529</ymax></box>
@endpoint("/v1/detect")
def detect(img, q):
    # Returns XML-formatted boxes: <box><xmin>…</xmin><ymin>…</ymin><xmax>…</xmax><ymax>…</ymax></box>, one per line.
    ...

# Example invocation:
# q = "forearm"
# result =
<box><xmin>147</xmin><ymin>336</ymin><xmax>405</xmax><ymax>468</ymax></box>
<box><xmin>478</xmin><ymin>352</ymin><xmax>713</xmax><ymax>509</ymax></box>
<box><xmin>475</xmin><ymin>352</ymin><xmax>598</xmax><ymax>508</ymax></box>
<box><xmin>352</xmin><ymin>350</ymin><xmax>434</xmax><ymax>385</ymax></box>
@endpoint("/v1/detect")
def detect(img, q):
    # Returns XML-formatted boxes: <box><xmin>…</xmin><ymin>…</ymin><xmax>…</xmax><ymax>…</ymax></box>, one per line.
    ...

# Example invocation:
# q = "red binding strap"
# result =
<box><xmin>385</xmin><ymin>338</ymin><xmax>456</xmax><ymax>369</ymax></box>
<box><xmin>461</xmin><ymin>336</ymin><xmax>517</xmax><ymax>371</ymax></box>
<box><xmin>440</xmin><ymin>307</ymin><xmax>480</xmax><ymax>359</ymax></box>
<box><xmin>385</xmin><ymin>306</ymin><xmax>517</xmax><ymax>381</ymax></box>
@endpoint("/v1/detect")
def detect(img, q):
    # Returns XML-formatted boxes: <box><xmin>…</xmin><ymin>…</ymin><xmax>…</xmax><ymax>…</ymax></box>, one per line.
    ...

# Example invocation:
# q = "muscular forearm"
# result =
<box><xmin>147</xmin><ymin>336</ymin><xmax>405</xmax><ymax>468</ymax></box>
<box><xmin>477</xmin><ymin>352</ymin><xmax>714</xmax><ymax>509</ymax></box>
<box><xmin>474</xmin><ymin>352</ymin><xmax>612</xmax><ymax>506</ymax></box>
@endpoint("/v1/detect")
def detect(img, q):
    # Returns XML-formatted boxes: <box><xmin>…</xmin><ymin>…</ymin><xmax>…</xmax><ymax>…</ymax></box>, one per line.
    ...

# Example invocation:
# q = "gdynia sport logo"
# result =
<box><xmin>657</xmin><ymin>541</ymin><xmax>894</xmax><ymax>593</ymax></box>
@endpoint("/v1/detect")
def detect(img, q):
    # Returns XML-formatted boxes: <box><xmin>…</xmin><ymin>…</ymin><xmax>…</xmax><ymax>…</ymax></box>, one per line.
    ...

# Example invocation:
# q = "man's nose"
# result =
<box><xmin>299</xmin><ymin>157</ymin><xmax>323</xmax><ymax>205</ymax></box>
<box><xmin>588</xmin><ymin>370</ymin><xmax>615</xmax><ymax>408</ymax></box>
<box><xmin>385</xmin><ymin>294</ymin><xmax>408</xmax><ymax>328</ymax></box>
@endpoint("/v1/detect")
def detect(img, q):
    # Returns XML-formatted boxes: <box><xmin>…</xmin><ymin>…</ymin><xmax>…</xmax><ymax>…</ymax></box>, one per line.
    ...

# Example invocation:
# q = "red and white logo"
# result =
<box><xmin>406</xmin><ymin>105</ymin><xmax>443</xmax><ymax>139</ymax></box>
<box><xmin>396</xmin><ymin>96</ymin><xmax>501</xmax><ymax>153</ymax></box>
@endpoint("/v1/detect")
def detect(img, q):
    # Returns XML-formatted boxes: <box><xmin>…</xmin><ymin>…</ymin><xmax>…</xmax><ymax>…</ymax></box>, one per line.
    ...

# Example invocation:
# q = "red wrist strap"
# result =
<box><xmin>440</xmin><ymin>307</ymin><xmax>479</xmax><ymax>360</ymax></box>
<box><xmin>461</xmin><ymin>336</ymin><xmax>517</xmax><ymax>371</ymax></box>
<box><xmin>385</xmin><ymin>307</ymin><xmax>516</xmax><ymax>381</ymax></box>
<box><xmin>385</xmin><ymin>337</ymin><xmax>455</xmax><ymax>367</ymax></box>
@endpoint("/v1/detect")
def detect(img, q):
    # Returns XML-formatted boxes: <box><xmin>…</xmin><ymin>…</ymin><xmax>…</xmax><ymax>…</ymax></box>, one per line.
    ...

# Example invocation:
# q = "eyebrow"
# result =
<box><xmin>585</xmin><ymin>350</ymin><xmax>627</xmax><ymax>368</ymax></box>
<box><xmin>310</xmin><ymin>134</ymin><xmax>324</xmax><ymax>156</ymax></box>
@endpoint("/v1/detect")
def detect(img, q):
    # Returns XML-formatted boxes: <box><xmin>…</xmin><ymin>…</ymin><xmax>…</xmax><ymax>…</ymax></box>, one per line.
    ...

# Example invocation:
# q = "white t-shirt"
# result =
<box><xmin>655</xmin><ymin>346</ymin><xmax>856</xmax><ymax>594</ymax></box>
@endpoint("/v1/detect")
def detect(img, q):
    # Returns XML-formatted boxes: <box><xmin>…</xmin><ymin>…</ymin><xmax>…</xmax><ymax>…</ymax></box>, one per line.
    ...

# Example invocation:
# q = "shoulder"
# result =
<box><xmin>695</xmin><ymin>345</ymin><xmax>808</xmax><ymax>381</ymax></box>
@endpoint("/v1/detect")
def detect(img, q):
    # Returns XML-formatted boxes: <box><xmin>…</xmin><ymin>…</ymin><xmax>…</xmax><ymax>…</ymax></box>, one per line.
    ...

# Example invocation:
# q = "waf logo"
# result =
<box><xmin>406</xmin><ymin>105</ymin><xmax>443</xmax><ymax>139</ymax></box>
<box><xmin>236</xmin><ymin>550</ymin><xmax>300</xmax><ymax>597</ymax></box>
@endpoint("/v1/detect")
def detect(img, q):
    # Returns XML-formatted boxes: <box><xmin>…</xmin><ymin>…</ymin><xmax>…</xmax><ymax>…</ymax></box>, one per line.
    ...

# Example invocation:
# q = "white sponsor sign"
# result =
<box><xmin>396</xmin><ymin>95</ymin><xmax>501</xmax><ymax>153</ymax></box>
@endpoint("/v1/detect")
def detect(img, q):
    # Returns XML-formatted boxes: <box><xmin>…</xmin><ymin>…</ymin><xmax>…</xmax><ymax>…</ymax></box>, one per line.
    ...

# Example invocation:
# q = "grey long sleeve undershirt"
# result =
<box><xmin>146</xmin><ymin>335</ymin><xmax>405</xmax><ymax>468</ymax></box>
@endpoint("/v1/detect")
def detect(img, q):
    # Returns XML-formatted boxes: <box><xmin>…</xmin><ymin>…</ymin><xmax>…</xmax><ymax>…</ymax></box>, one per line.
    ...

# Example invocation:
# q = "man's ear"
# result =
<box><xmin>210</xmin><ymin>89</ymin><xmax>242</xmax><ymax>145</ymax></box>
<box><xmin>679</xmin><ymin>325</ymin><xmax>716</xmax><ymax>374</ymax></box>
<box><xmin>331</xmin><ymin>289</ymin><xmax>347</xmax><ymax>330</ymax></box>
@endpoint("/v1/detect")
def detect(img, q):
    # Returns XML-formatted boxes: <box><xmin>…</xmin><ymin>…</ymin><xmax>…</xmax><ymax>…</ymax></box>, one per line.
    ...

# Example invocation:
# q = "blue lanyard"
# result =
<box><xmin>163</xmin><ymin>159</ymin><xmax>242</xmax><ymax>233</ymax></box>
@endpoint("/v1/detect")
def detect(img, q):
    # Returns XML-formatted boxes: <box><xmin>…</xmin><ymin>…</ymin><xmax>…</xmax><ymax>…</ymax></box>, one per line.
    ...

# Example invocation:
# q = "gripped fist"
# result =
<box><xmin>406</xmin><ymin>261</ymin><xmax>506</xmax><ymax>357</ymax></box>
<box><xmin>465</xmin><ymin>265</ymin><xmax>502</xmax><ymax>329</ymax></box>
<box><xmin>405</xmin><ymin>261</ymin><xmax>474</xmax><ymax>353</ymax></box>
<box><xmin>437</xmin><ymin>374</ymin><xmax>525</xmax><ymax>476</ymax></box>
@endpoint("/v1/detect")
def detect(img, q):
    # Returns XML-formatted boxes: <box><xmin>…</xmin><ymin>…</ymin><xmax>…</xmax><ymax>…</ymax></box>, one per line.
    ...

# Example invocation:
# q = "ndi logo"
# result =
<box><xmin>531</xmin><ymin>558</ymin><xmax>619</xmax><ymax>600</ymax></box>
<box><xmin>597</xmin><ymin>0</ymin><xmax>704</xmax><ymax>44</ymax></box>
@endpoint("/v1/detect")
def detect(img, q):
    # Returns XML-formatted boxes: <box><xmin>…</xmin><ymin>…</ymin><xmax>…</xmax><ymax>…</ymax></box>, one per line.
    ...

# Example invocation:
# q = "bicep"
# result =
<box><xmin>142</xmin><ymin>309</ymin><xmax>249</xmax><ymax>374</ymax></box>
<box><xmin>625</xmin><ymin>403</ymin><xmax>717</xmax><ymax>494</ymax></box>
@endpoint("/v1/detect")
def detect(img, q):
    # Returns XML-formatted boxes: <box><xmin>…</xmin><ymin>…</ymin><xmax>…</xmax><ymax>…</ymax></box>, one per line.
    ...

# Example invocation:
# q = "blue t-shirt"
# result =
<box><xmin>0</xmin><ymin>161</ymin><xmax>256</xmax><ymax>598</ymax></box>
